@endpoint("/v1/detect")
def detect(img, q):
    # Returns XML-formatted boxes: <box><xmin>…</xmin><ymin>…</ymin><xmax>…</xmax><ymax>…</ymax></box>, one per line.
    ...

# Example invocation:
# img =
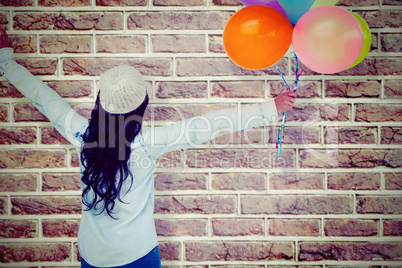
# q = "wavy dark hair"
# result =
<box><xmin>80</xmin><ymin>92</ymin><xmax>149</xmax><ymax>219</ymax></box>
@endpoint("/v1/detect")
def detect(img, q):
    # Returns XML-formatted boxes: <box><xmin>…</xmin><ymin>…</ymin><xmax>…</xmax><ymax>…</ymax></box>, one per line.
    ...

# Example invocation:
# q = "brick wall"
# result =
<box><xmin>0</xmin><ymin>0</ymin><xmax>401</xmax><ymax>267</ymax></box>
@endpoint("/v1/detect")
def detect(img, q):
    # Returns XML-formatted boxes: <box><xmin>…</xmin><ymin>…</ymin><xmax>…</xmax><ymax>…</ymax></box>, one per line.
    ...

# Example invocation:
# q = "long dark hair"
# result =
<box><xmin>80</xmin><ymin>92</ymin><xmax>149</xmax><ymax>219</ymax></box>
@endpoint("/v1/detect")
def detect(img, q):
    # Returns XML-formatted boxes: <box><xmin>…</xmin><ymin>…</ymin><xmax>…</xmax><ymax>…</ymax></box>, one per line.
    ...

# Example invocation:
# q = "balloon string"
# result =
<box><xmin>277</xmin><ymin>67</ymin><xmax>291</xmax><ymax>92</ymax></box>
<box><xmin>276</xmin><ymin>54</ymin><xmax>302</xmax><ymax>160</ymax></box>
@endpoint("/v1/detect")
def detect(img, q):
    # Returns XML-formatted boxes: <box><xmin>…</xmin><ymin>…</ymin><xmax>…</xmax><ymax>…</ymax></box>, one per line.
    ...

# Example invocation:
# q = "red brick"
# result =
<box><xmin>0</xmin><ymin>104</ymin><xmax>7</xmax><ymax>122</ymax></box>
<box><xmin>211</xmin><ymin>81</ymin><xmax>264</xmax><ymax>98</ymax></box>
<box><xmin>357</xmin><ymin>196</ymin><xmax>402</xmax><ymax>214</ymax></box>
<box><xmin>0</xmin><ymin>81</ymin><xmax>23</xmax><ymax>98</ymax></box>
<box><xmin>0</xmin><ymin>197</ymin><xmax>6</xmax><ymax>214</ymax></box>
<box><xmin>381</xmin><ymin>33</ymin><xmax>402</xmax><ymax>52</ymax></box>
<box><xmin>270</xmin><ymin>173</ymin><xmax>324</xmax><ymax>190</ymax></box>
<box><xmin>381</xmin><ymin>127</ymin><xmax>402</xmax><ymax>145</ymax></box>
<box><xmin>0</xmin><ymin>149</ymin><xmax>66</xmax><ymax>169</ymax></box>
<box><xmin>155</xmin><ymin>219</ymin><xmax>207</xmax><ymax>236</ymax></box>
<box><xmin>269</xmin><ymin>219</ymin><xmax>320</xmax><ymax>237</ymax></box>
<box><xmin>299</xmin><ymin>149</ymin><xmax>401</xmax><ymax>168</ymax></box>
<box><xmin>63</xmin><ymin>57</ymin><xmax>172</xmax><ymax>76</ymax></box>
<box><xmin>42</xmin><ymin>219</ymin><xmax>80</xmax><ymax>237</ymax></box>
<box><xmin>74</xmin><ymin>242</ymin><xmax>81</xmax><ymax>262</ymax></box>
<box><xmin>156</xmin><ymin>82</ymin><xmax>207</xmax><ymax>99</ymax></box>
<box><xmin>356</xmin><ymin>10</ymin><xmax>401</xmax><ymax>28</ymax></box>
<box><xmin>15</xmin><ymin>58</ymin><xmax>57</xmax><ymax>75</ymax></box>
<box><xmin>186</xmin><ymin>149</ymin><xmax>294</xmax><ymax>169</ymax></box>
<box><xmin>286</xmin><ymin>103</ymin><xmax>349</xmax><ymax>122</ymax></box>
<box><xmin>156</xmin><ymin>150</ymin><xmax>183</xmax><ymax>169</ymax></box>
<box><xmin>154</xmin><ymin>0</ymin><xmax>204</xmax><ymax>5</ymax></box>
<box><xmin>154</xmin><ymin>173</ymin><xmax>207</xmax><ymax>191</ymax></box>
<box><xmin>42</xmin><ymin>173</ymin><xmax>81</xmax><ymax>191</ymax></box>
<box><xmin>355</xmin><ymin>104</ymin><xmax>402</xmax><ymax>122</ymax></box>
<box><xmin>385</xmin><ymin>173</ymin><xmax>402</xmax><ymax>190</ymax></box>
<box><xmin>324</xmin><ymin>219</ymin><xmax>378</xmax><ymax>236</ymax></box>
<box><xmin>0</xmin><ymin>219</ymin><xmax>37</xmax><ymax>238</ymax></box>
<box><xmin>299</xmin><ymin>242</ymin><xmax>402</xmax><ymax>261</ymax></box>
<box><xmin>70</xmin><ymin>149</ymin><xmax>80</xmax><ymax>167</ymax></box>
<box><xmin>1</xmin><ymin>0</ymin><xmax>33</xmax><ymax>5</ymax></box>
<box><xmin>211</xmin><ymin>128</ymin><xmax>263</xmax><ymax>145</ymax></box>
<box><xmin>267</xmin><ymin>126</ymin><xmax>320</xmax><ymax>145</ymax></box>
<box><xmin>40</xmin><ymin>35</ymin><xmax>91</xmax><ymax>53</ymax></box>
<box><xmin>0</xmin><ymin>12</ymin><xmax>7</xmax><ymax>27</ymax></box>
<box><xmin>212</xmin><ymin>218</ymin><xmax>264</xmax><ymax>236</ymax></box>
<box><xmin>0</xmin><ymin>243</ymin><xmax>70</xmax><ymax>262</ymax></box>
<box><xmin>208</xmin><ymin>35</ymin><xmax>225</xmax><ymax>53</ymax></box>
<box><xmin>212</xmin><ymin>0</ymin><xmax>241</xmax><ymax>5</ymax></box>
<box><xmin>212</xmin><ymin>172</ymin><xmax>266</xmax><ymax>191</ymax></box>
<box><xmin>127</xmin><ymin>11</ymin><xmax>232</xmax><ymax>31</ymax></box>
<box><xmin>14</xmin><ymin>12</ymin><xmax>123</xmax><ymax>31</ymax></box>
<box><xmin>327</xmin><ymin>172</ymin><xmax>380</xmax><ymax>191</ymax></box>
<box><xmin>96</xmin><ymin>0</ymin><xmax>146</xmax><ymax>6</ymax></box>
<box><xmin>39</xmin><ymin>0</ymin><xmax>90</xmax><ymax>6</ymax></box>
<box><xmin>383</xmin><ymin>219</ymin><xmax>402</xmax><ymax>236</ymax></box>
<box><xmin>383</xmin><ymin>0</ymin><xmax>400</xmax><ymax>4</ymax></box>
<box><xmin>337</xmin><ymin>0</ymin><xmax>379</xmax><ymax>5</ymax></box>
<box><xmin>270</xmin><ymin>81</ymin><xmax>321</xmax><ymax>98</ymax></box>
<box><xmin>27</xmin><ymin>80</ymin><xmax>92</xmax><ymax>98</ymax></box>
<box><xmin>177</xmin><ymin>58</ymin><xmax>287</xmax><ymax>77</ymax></box>
<box><xmin>13</xmin><ymin>103</ymin><xmax>47</xmax><ymax>122</ymax></box>
<box><xmin>185</xmin><ymin>241</ymin><xmax>294</xmax><ymax>261</ymax></box>
<box><xmin>0</xmin><ymin>127</ymin><xmax>36</xmax><ymax>144</ymax></box>
<box><xmin>145</xmin><ymin>103</ymin><xmax>233</xmax><ymax>121</ymax></box>
<box><xmin>9</xmin><ymin>35</ymin><xmax>37</xmax><ymax>53</ymax></box>
<box><xmin>11</xmin><ymin>196</ymin><xmax>81</xmax><ymax>215</ymax></box>
<box><xmin>152</xmin><ymin>35</ymin><xmax>205</xmax><ymax>53</ymax></box>
<box><xmin>0</xmin><ymin>173</ymin><xmax>37</xmax><ymax>192</ymax></box>
<box><xmin>325</xmin><ymin>127</ymin><xmax>376</xmax><ymax>144</ymax></box>
<box><xmin>325</xmin><ymin>80</ymin><xmax>380</xmax><ymax>98</ymax></box>
<box><xmin>96</xmin><ymin>35</ymin><xmax>146</xmax><ymax>53</ymax></box>
<box><xmin>41</xmin><ymin>127</ymin><xmax>70</xmax><ymax>145</ymax></box>
<box><xmin>371</xmin><ymin>32</ymin><xmax>379</xmax><ymax>51</ymax></box>
<box><xmin>154</xmin><ymin>195</ymin><xmax>236</xmax><ymax>214</ymax></box>
<box><xmin>241</xmin><ymin>195</ymin><xmax>353</xmax><ymax>215</ymax></box>
<box><xmin>159</xmin><ymin>241</ymin><xmax>180</xmax><ymax>261</ymax></box>
<box><xmin>384</xmin><ymin>80</ymin><xmax>402</xmax><ymax>99</ymax></box>
<box><xmin>336</xmin><ymin>0</ymin><xmax>380</xmax><ymax>6</ymax></box>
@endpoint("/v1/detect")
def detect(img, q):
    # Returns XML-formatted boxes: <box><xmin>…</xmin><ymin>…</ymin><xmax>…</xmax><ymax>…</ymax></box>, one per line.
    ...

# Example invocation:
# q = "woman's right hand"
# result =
<box><xmin>274</xmin><ymin>91</ymin><xmax>297</xmax><ymax>114</ymax></box>
<box><xmin>0</xmin><ymin>28</ymin><xmax>12</xmax><ymax>49</ymax></box>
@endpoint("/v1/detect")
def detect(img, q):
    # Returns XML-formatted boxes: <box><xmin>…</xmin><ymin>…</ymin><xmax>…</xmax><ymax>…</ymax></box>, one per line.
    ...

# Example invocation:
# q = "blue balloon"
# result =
<box><xmin>277</xmin><ymin>0</ymin><xmax>315</xmax><ymax>24</ymax></box>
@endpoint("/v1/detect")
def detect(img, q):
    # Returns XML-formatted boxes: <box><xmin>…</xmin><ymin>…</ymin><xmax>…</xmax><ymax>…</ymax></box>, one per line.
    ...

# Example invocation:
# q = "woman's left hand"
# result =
<box><xmin>274</xmin><ymin>91</ymin><xmax>297</xmax><ymax>114</ymax></box>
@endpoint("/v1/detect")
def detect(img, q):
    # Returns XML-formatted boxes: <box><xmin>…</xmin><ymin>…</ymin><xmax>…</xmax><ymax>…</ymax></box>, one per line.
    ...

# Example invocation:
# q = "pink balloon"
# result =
<box><xmin>240</xmin><ymin>0</ymin><xmax>287</xmax><ymax>17</ymax></box>
<box><xmin>292</xmin><ymin>6</ymin><xmax>363</xmax><ymax>74</ymax></box>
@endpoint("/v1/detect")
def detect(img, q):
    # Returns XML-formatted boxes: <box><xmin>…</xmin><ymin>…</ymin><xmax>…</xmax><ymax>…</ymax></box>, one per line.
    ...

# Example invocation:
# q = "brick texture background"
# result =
<box><xmin>0</xmin><ymin>0</ymin><xmax>401</xmax><ymax>267</ymax></box>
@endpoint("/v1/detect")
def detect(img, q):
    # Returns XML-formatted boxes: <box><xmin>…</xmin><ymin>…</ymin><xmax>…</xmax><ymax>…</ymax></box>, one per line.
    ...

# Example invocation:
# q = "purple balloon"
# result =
<box><xmin>240</xmin><ymin>0</ymin><xmax>287</xmax><ymax>17</ymax></box>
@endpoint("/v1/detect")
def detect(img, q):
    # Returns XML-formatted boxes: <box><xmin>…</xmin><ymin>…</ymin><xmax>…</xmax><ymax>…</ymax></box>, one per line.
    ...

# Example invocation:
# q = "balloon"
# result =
<box><xmin>348</xmin><ymin>12</ymin><xmax>371</xmax><ymax>69</ymax></box>
<box><xmin>223</xmin><ymin>6</ymin><xmax>293</xmax><ymax>70</ymax></box>
<box><xmin>310</xmin><ymin>0</ymin><xmax>339</xmax><ymax>9</ymax></box>
<box><xmin>292</xmin><ymin>6</ymin><xmax>363</xmax><ymax>74</ymax></box>
<box><xmin>277</xmin><ymin>0</ymin><xmax>315</xmax><ymax>25</ymax></box>
<box><xmin>240</xmin><ymin>0</ymin><xmax>287</xmax><ymax>17</ymax></box>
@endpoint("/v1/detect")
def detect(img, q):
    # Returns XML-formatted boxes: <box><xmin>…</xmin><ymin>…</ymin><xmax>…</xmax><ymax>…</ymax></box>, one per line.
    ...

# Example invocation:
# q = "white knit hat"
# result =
<box><xmin>99</xmin><ymin>65</ymin><xmax>147</xmax><ymax>114</ymax></box>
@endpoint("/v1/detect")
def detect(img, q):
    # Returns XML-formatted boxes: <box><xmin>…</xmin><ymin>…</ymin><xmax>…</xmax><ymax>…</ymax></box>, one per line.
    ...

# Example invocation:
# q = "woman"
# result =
<box><xmin>0</xmin><ymin>29</ymin><xmax>296</xmax><ymax>267</ymax></box>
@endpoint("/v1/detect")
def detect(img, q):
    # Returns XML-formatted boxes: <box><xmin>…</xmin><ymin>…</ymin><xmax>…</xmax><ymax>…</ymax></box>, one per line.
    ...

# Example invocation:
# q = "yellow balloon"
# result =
<box><xmin>310</xmin><ymin>0</ymin><xmax>339</xmax><ymax>9</ymax></box>
<box><xmin>348</xmin><ymin>12</ymin><xmax>372</xmax><ymax>69</ymax></box>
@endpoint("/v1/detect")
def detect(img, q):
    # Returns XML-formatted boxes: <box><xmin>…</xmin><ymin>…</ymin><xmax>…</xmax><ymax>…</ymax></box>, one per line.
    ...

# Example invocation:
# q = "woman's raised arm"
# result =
<box><xmin>0</xmin><ymin>29</ymin><xmax>88</xmax><ymax>146</ymax></box>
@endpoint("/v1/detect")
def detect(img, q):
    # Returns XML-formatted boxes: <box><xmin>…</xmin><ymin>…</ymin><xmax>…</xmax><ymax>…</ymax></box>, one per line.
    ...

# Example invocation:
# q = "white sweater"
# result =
<box><xmin>0</xmin><ymin>47</ymin><xmax>279</xmax><ymax>267</ymax></box>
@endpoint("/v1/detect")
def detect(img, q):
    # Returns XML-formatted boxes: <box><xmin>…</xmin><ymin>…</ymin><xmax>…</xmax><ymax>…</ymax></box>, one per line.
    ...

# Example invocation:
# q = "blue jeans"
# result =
<box><xmin>81</xmin><ymin>246</ymin><xmax>161</xmax><ymax>268</ymax></box>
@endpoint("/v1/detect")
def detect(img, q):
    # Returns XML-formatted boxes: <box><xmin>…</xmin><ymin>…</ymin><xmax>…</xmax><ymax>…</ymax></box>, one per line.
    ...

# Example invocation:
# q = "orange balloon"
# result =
<box><xmin>223</xmin><ymin>5</ymin><xmax>293</xmax><ymax>70</ymax></box>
